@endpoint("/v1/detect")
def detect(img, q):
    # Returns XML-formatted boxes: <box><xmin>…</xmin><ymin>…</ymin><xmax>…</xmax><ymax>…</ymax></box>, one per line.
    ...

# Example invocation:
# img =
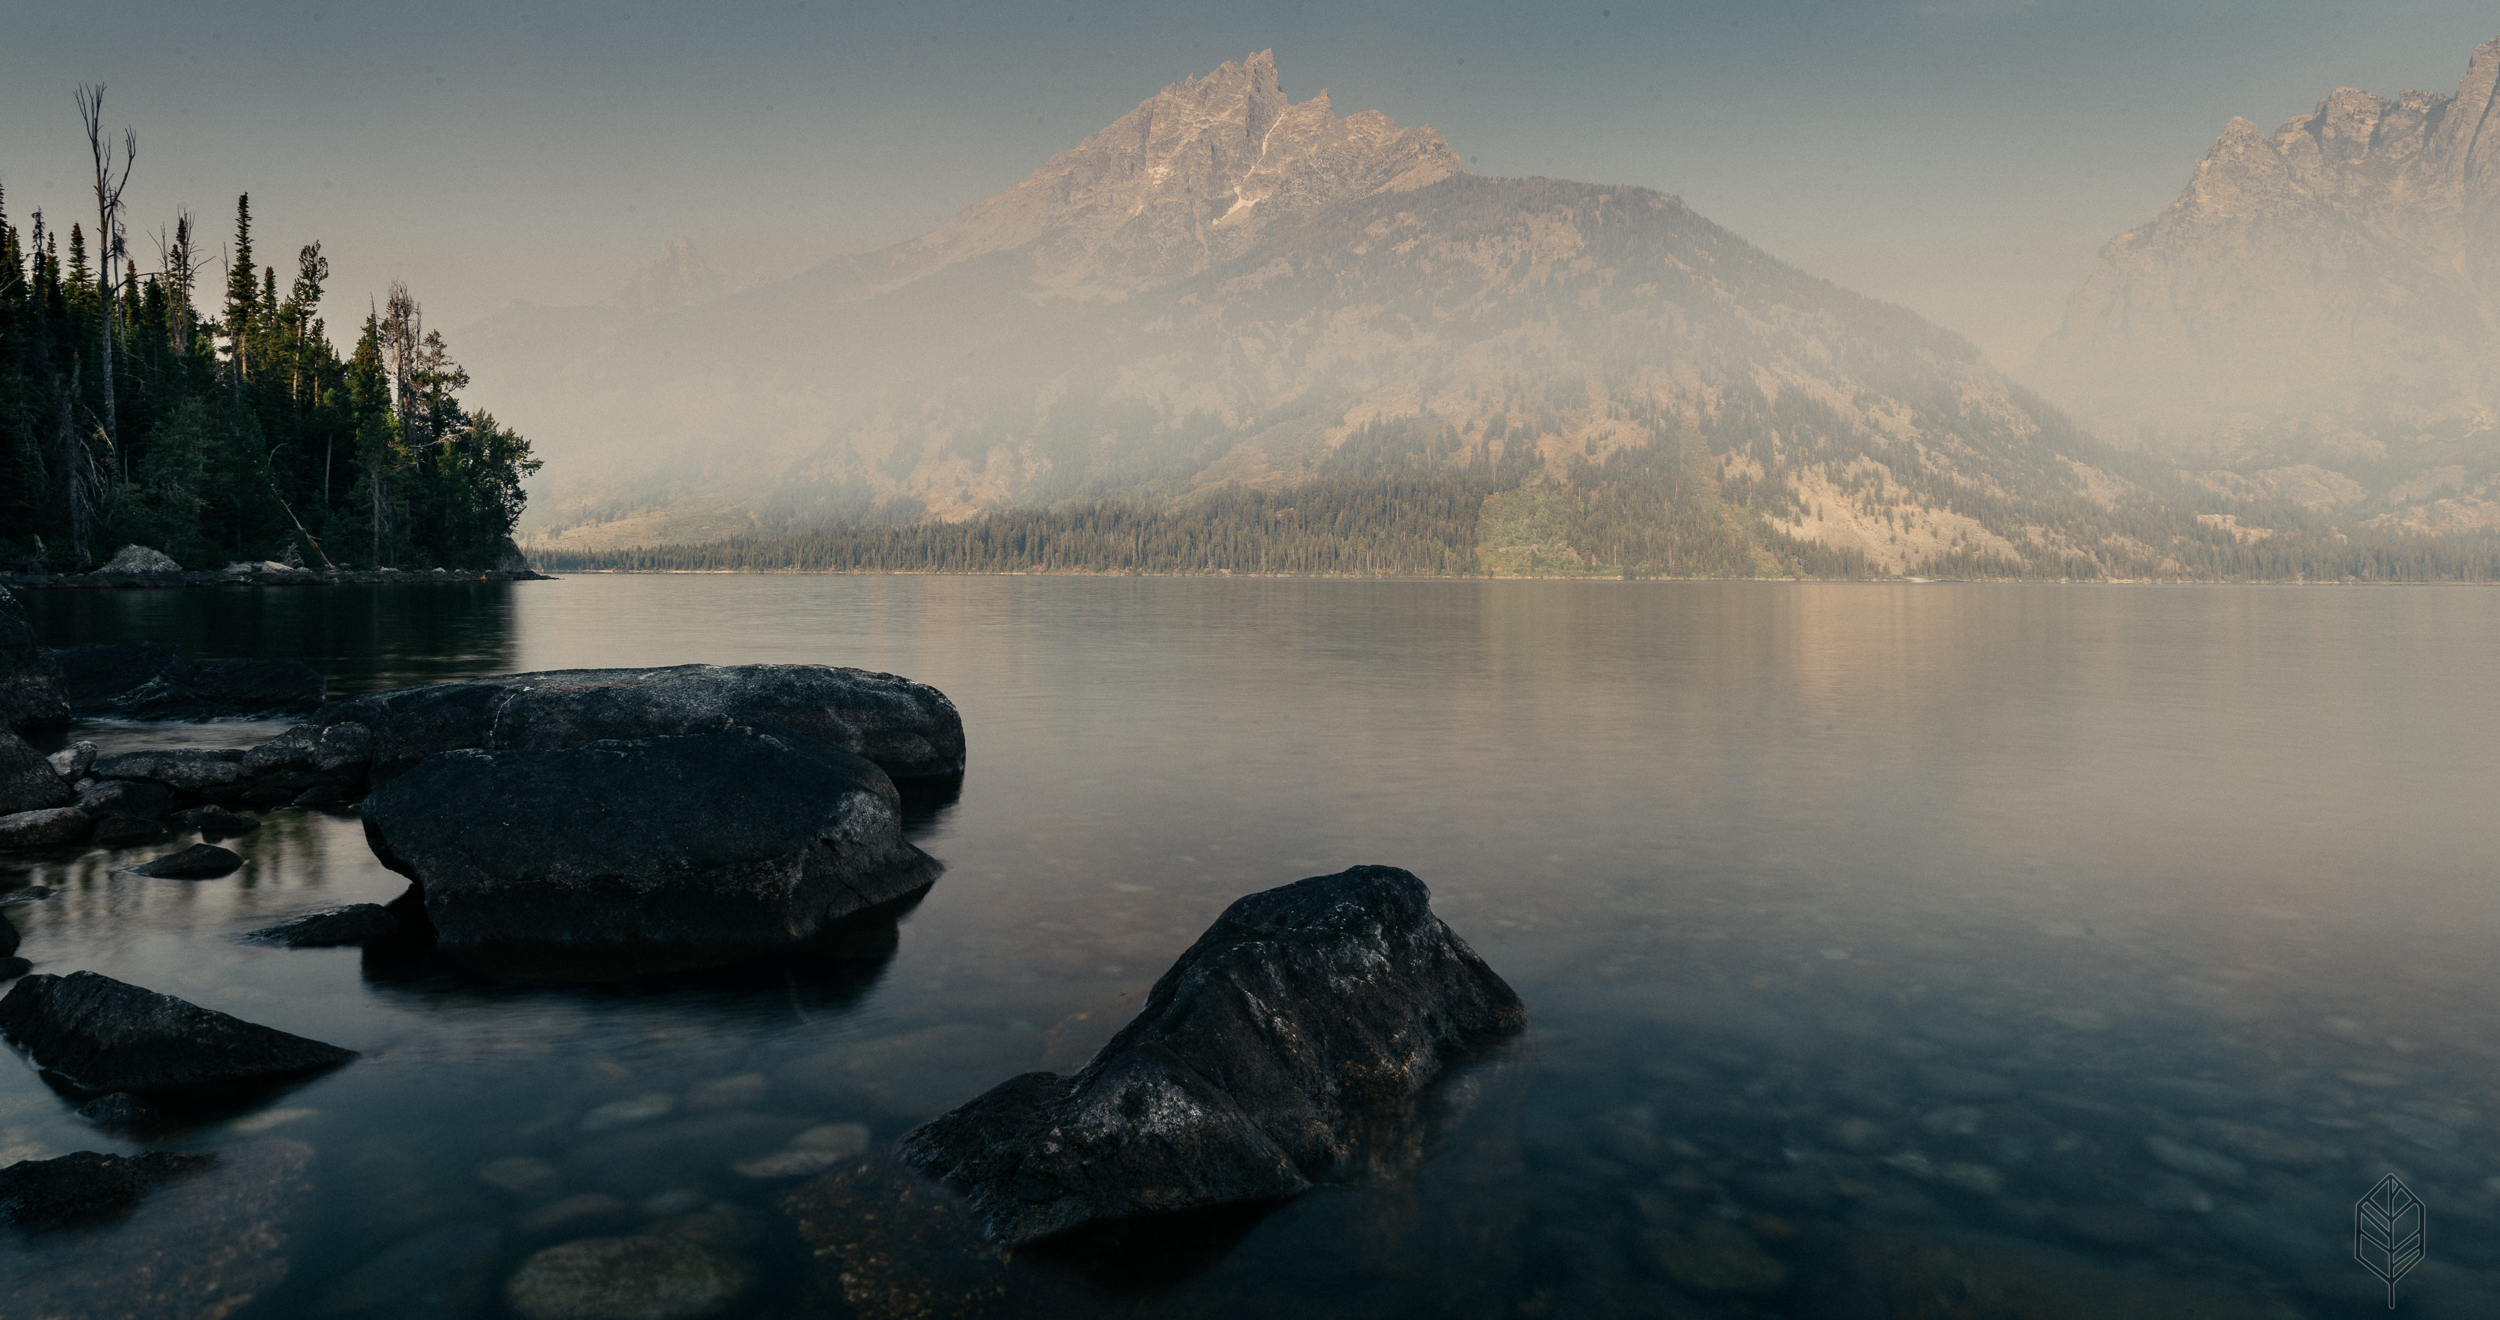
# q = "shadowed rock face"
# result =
<box><xmin>0</xmin><ymin>971</ymin><xmax>356</xmax><ymax>1096</ymax></box>
<box><xmin>0</xmin><ymin>731</ymin><xmax>72</xmax><ymax>816</ymax></box>
<box><xmin>60</xmin><ymin>641</ymin><xmax>325</xmax><ymax>719</ymax></box>
<box><xmin>898</xmin><ymin>865</ymin><xmax>1525</xmax><ymax>1246</ymax></box>
<box><xmin>313</xmin><ymin>663</ymin><xmax>966</xmax><ymax>783</ymax></box>
<box><xmin>361</xmin><ymin>727</ymin><xmax>941</xmax><ymax>950</ymax></box>
<box><xmin>0</xmin><ymin>587</ymin><xmax>67</xmax><ymax>734</ymax></box>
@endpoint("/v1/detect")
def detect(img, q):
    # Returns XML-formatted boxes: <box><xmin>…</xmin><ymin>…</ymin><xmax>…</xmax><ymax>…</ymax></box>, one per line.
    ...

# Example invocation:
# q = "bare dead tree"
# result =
<box><xmin>77</xmin><ymin>84</ymin><xmax>136</xmax><ymax>466</ymax></box>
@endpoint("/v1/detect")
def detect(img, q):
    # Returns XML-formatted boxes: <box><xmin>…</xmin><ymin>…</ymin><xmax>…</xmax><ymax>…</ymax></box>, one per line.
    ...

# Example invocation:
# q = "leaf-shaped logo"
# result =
<box><xmin>2355</xmin><ymin>1173</ymin><xmax>2424</xmax><ymax>1309</ymax></box>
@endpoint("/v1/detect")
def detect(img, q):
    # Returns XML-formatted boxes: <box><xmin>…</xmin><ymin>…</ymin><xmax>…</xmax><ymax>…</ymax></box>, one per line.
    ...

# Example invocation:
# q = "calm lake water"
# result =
<box><xmin>8</xmin><ymin>577</ymin><xmax>2499</xmax><ymax>1318</ymax></box>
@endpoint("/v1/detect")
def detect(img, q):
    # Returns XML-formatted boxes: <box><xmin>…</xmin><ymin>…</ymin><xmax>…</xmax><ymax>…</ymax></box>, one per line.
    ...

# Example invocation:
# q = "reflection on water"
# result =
<box><xmin>7</xmin><ymin>578</ymin><xmax>2500</xmax><ymax>1316</ymax></box>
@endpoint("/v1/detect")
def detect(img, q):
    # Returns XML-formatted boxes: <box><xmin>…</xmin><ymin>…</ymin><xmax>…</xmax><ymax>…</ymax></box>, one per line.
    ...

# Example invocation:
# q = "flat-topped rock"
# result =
<box><xmin>0</xmin><ymin>808</ymin><xmax>91</xmax><ymax>848</ymax></box>
<box><xmin>898</xmin><ymin>865</ymin><xmax>1525</xmax><ymax>1246</ymax></box>
<box><xmin>0</xmin><ymin>970</ymin><xmax>356</xmax><ymax>1096</ymax></box>
<box><xmin>361</xmin><ymin>727</ymin><xmax>941</xmax><ymax>950</ymax></box>
<box><xmin>311</xmin><ymin>663</ymin><xmax>966</xmax><ymax>783</ymax></box>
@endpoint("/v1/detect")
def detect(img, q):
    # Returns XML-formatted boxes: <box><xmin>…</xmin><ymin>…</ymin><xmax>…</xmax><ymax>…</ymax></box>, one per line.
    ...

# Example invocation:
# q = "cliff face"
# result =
<box><xmin>2025</xmin><ymin>37</ymin><xmax>2500</xmax><ymax>531</ymax></box>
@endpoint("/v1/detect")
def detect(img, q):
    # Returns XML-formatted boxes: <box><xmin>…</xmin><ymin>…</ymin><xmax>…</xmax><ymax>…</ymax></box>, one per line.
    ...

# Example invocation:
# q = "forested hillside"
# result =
<box><xmin>1</xmin><ymin>97</ymin><xmax>537</xmax><ymax>572</ymax></box>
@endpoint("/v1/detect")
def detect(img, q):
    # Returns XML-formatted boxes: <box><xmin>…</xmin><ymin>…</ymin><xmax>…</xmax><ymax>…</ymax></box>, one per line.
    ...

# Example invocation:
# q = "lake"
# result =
<box><xmin>8</xmin><ymin>576</ymin><xmax>2498</xmax><ymax>1317</ymax></box>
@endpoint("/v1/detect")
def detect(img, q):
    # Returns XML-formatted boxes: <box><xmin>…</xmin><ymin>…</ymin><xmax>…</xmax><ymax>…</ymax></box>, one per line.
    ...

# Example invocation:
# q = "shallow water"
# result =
<box><xmin>9</xmin><ymin>577</ymin><xmax>2500</xmax><ymax>1317</ymax></box>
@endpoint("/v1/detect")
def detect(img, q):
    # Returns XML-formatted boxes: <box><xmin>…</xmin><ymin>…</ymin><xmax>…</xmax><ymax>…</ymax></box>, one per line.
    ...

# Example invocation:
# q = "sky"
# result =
<box><xmin>4</xmin><ymin>0</ymin><xmax>2495</xmax><ymax>383</ymax></box>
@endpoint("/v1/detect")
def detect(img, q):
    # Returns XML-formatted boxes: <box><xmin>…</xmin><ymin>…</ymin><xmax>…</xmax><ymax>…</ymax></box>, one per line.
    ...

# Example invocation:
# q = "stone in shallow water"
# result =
<box><xmin>1</xmin><ymin>1139</ymin><xmax>314</xmax><ymax>1319</ymax></box>
<box><xmin>126</xmin><ymin>842</ymin><xmax>243</xmax><ymax>879</ymax></box>
<box><xmin>2143</xmin><ymin>1134</ymin><xmax>2246</xmax><ymax>1184</ymax></box>
<box><xmin>1845</xmin><ymin>1231</ymin><xmax>2277</xmax><ymax>1318</ymax></box>
<box><xmin>502</xmin><ymin>1235</ymin><xmax>752</xmax><ymax>1320</ymax></box>
<box><xmin>580</xmin><ymin>1093</ymin><xmax>676</xmax><ymax>1132</ymax></box>
<box><xmin>248</xmin><ymin>903</ymin><xmax>407</xmax><ymax>947</ymax></box>
<box><xmin>682</xmin><ymin>1072</ymin><xmax>767</xmax><ymax>1112</ymax></box>
<box><xmin>91</xmin><ymin>814</ymin><xmax>171</xmax><ymax>847</ymax></box>
<box><xmin>897</xmin><ymin>865</ymin><xmax>1526</xmax><ymax>1246</ymax></box>
<box><xmin>479</xmin><ymin>1155</ymin><xmax>562</xmax><ymax>1195</ymax></box>
<box><xmin>179</xmin><ymin>804</ymin><xmax>260</xmax><ymax>837</ymax></box>
<box><xmin>0</xmin><ymin>969</ymin><xmax>356</xmax><ymax>1095</ymax></box>
<box><xmin>0</xmin><ymin>807</ymin><xmax>89</xmax><ymax>847</ymax></box>
<box><xmin>1645</xmin><ymin>1221</ymin><xmax>1790</xmax><ymax>1294</ymax></box>
<box><xmin>0</xmin><ymin>1149</ymin><xmax>219</xmax><ymax>1230</ymax></box>
<box><xmin>519</xmin><ymin>1193</ymin><xmax>637</xmax><ymax>1237</ymax></box>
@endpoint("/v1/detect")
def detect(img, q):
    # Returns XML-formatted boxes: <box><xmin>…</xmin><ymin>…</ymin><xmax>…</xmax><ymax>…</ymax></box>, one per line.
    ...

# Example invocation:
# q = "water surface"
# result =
<box><xmin>10</xmin><ymin>578</ymin><xmax>2499</xmax><ymax>1316</ymax></box>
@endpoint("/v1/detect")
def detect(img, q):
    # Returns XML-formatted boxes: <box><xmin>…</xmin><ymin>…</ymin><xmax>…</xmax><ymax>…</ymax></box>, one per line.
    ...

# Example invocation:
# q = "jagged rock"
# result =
<box><xmin>0</xmin><ymin>586</ymin><xmax>68</xmax><ymax>733</ymax></box>
<box><xmin>127</xmin><ymin>843</ymin><xmax>244</xmax><ymax>878</ymax></box>
<box><xmin>0</xmin><ymin>730</ymin><xmax>73</xmax><ymax>815</ymax></box>
<box><xmin>97</xmin><ymin>544</ymin><xmax>183</xmax><ymax>573</ymax></box>
<box><xmin>2026</xmin><ymin>35</ymin><xmax>2500</xmax><ymax>515</ymax></box>
<box><xmin>2</xmin><ymin>1139</ymin><xmax>314</xmax><ymax>1319</ymax></box>
<box><xmin>0</xmin><ymin>807</ymin><xmax>90</xmax><ymax>847</ymax></box>
<box><xmin>249</xmin><ymin>904</ymin><xmax>407</xmax><ymax>948</ymax></box>
<box><xmin>0</xmin><ymin>1149</ymin><xmax>219</xmax><ymax>1231</ymax></box>
<box><xmin>502</xmin><ymin>1235</ymin><xmax>753</xmax><ymax>1320</ymax></box>
<box><xmin>897</xmin><ymin>865</ymin><xmax>1525</xmax><ymax>1246</ymax></box>
<box><xmin>89</xmin><ymin>748</ymin><xmax>248</xmax><ymax>796</ymax></box>
<box><xmin>0</xmin><ymin>969</ymin><xmax>356</xmax><ymax>1094</ymax></box>
<box><xmin>61</xmin><ymin>641</ymin><xmax>324</xmax><ymax>719</ymax></box>
<box><xmin>310</xmin><ymin>663</ymin><xmax>965</xmax><ymax>783</ymax></box>
<box><xmin>75</xmin><ymin>778</ymin><xmax>173</xmax><ymax>818</ymax></box>
<box><xmin>43</xmin><ymin>741</ymin><xmax>95</xmax><ymax>779</ymax></box>
<box><xmin>91</xmin><ymin>815</ymin><xmax>170</xmax><ymax>847</ymax></box>
<box><xmin>178</xmin><ymin>804</ymin><xmax>259</xmax><ymax>837</ymax></box>
<box><xmin>361</xmin><ymin>728</ymin><xmax>939</xmax><ymax>949</ymax></box>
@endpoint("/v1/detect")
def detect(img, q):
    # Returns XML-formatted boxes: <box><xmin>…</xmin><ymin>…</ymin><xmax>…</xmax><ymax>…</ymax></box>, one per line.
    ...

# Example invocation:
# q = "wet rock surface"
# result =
<box><xmin>127</xmin><ymin>842</ymin><xmax>246</xmax><ymax>878</ymax></box>
<box><xmin>250</xmin><ymin>903</ymin><xmax>411</xmax><ymax>947</ymax></box>
<box><xmin>61</xmin><ymin>639</ymin><xmax>325</xmax><ymax>718</ymax></box>
<box><xmin>362</xmin><ymin>727</ymin><xmax>940</xmax><ymax>949</ymax></box>
<box><xmin>0</xmin><ymin>729</ymin><xmax>73</xmax><ymax>815</ymax></box>
<box><xmin>0</xmin><ymin>806</ymin><xmax>91</xmax><ymax>846</ymax></box>
<box><xmin>0</xmin><ymin>1148</ymin><xmax>219</xmax><ymax>1231</ymax></box>
<box><xmin>314</xmin><ymin>662</ymin><xmax>967</xmax><ymax>783</ymax></box>
<box><xmin>0</xmin><ymin>969</ymin><xmax>356</xmax><ymax>1095</ymax></box>
<box><xmin>898</xmin><ymin>865</ymin><xmax>1526</xmax><ymax>1246</ymax></box>
<box><xmin>322</xmin><ymin>1223</ymin><xmax>506</xmax><ymax>1320</ymax></box>
<box><xmin>502</xmin><ymin>1233</ymin><xmax>753</xmax><ymax>1320</ymax></box>
<box><xmin>0</xmin><ymin>1139</ymin><xmax>314</xmax><ymax>1320</ymax></box>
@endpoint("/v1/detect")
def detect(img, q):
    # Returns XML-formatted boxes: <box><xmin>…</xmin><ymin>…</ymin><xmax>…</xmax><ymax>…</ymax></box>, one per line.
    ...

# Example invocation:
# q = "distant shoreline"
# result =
<box><xmin>532</xmin><ymin>568</ymin><xmax>2490</xmax><ymax>586</ymax></box>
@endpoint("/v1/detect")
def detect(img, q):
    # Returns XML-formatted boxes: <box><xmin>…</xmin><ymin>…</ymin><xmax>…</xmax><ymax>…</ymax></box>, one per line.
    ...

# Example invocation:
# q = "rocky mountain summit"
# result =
<box><xmin>2026</xmin><ymin>36</ymin><xmax>2500</xmax><ymax>532</ymax></box>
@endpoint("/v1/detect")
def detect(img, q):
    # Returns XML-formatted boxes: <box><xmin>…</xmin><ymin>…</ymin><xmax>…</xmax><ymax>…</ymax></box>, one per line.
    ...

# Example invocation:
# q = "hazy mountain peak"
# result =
<box><xmin>609</xmin><ymin>237</ymin><xmax>724</xmax><ymax>315</ymax></box>
<box><xmin>875</xmin><ymin>50</ymin><xmax>1464</xmax><ymax>295</ymax></box>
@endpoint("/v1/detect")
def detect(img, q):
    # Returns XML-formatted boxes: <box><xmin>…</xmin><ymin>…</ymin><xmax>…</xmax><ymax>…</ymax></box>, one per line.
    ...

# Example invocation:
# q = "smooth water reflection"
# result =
<box><xmin>6</xmin><ymin>578</ymin><xmax>2498</xmax><ymax>1317</ymax></box>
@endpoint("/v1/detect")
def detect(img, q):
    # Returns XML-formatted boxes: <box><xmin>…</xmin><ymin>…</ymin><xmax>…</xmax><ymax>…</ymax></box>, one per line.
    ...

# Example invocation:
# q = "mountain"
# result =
<box><xmin>2024</xmin><ymin>37</ymin><xmax>2500</xmax><ymax>534</ymax></box>
<box><xmin>469</xmin><ymin>51</ymin><xmax>2475</xmax><ymax>579</ymax></box>
<box><xmin>609</xmin><ymin>237</ymin><xmax>725</xmax><ymax>316</ymax></box>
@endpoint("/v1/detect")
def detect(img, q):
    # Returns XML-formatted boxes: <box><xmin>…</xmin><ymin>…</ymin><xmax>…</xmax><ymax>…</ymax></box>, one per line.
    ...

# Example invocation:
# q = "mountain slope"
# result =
<box><xmin>2024</xmin><ymin>36</ymin><xmax>2500</xmax><ymax>532</ymax></box>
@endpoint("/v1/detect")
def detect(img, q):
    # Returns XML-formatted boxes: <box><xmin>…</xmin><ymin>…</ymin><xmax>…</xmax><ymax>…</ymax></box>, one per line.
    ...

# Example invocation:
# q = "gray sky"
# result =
<box><xmin>4</xmin><ymin>0</ymin><xmax>2494</xmax><ymax>378</ymax></box>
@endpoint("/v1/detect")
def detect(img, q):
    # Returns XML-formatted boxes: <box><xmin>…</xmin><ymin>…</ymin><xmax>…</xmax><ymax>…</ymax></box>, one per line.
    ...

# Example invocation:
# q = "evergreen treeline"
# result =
<box><xmin>2</xmin><ymin>94</ymin><xmax>536</xmax><ymax>571</ymax></box>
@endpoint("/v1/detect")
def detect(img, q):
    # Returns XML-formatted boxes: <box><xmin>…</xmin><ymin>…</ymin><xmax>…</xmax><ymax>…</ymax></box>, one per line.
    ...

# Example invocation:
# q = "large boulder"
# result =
<box><xmin>0</xmin><ymin>970</ymin><xmax>356</xmax><ymax>1096</ymax></box>
<box><xmin>361</xmin><ymin>727</ymin><xmax>941</xmax><ymax>950</ymax></box>
<box><xmin>0</xmin><ymin>1149</ymin><xmax>218</xmax><ymax>1231</ymax></box>
<box><xmin>896</xmin><ymin>866</ymin><xmax>1526</xmax><ymax>1246</ymax></box>
<box><xmin>0</xmin><ymin>730</ymin><xmax>73</xmax><ymax>815</ymax></box>
<box><xmin>97</xmin><ymin>543</ymin><xmax>182</xmax><ymax>573</ymax></box>
<box><xmin>88</xmin><ymin>748</ymin><xmax>249</xmax><ymax>798</ymax></box>
<box><xmin>0</xmin><ymin>586</ymin><xmax>68</xmax><ymax>733</ymax></box>
<box><xmin>60</xmin><ymin>641</ymin><xmax>324</xmax><ymax>719</ymax></box>
<box><xmin>311</xmin><ymin>663</ymin><xmax>966</xmax><ymax>784</ymax></box>
<box><xmin>0</xmin><ymin>808</ymin><xmax>91</xmax><ymax>848</ymax></box>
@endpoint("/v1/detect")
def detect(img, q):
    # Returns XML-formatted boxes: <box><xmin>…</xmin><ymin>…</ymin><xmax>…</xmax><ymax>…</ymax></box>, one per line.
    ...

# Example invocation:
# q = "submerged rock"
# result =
<box><xmin>0</xmin><ymin>970</ymin><xmax>356</xmax><ymax>1095</ymax></box>
<box><xmin>59</xmin><ymin>640</ymin><xmax>325</xmax><ymax>719</ymax></box>
<box><xmin>1</xmin><ymin>1139</ymin><xmax>314</xmax><ymax>1319</ymax></box>
<box><xmin>127</xmin><ymin>843</ymin><xmax>244</xmax><ymax>879</ymax></box>
<box><xmin>0</xmin><ymin>586</ymin><xmax>69</xmax><ymax>733</ymax></box>
<box><xmin>89</xmin><ymin>747</ymin><xmax>249</xmax><ymax>797</ymax></box>
<box><xmin>0</xmin><ymin>731</ymin><xmax>73</xmax><ymax>815</ymax></box>
<box><xmin>0</xmin><ymin>1149</ymin><xmax>219</xmax><ymax>1231</ymax></box>
<box><xmin>312</xmin><ymin>662</ymin><xmax>967</xmax><ymax>783</ymax></box>
<box><xmin>503</xmin><ymin>1235</ymin><xmax>753</xmax><ymax>1320</ymax></box>
<box><xmin>361</xmin><ymin>728</ymin><xmax>940</xmax><ymax>950</ymax></box>
<box><xmin>897</xmin><ymin>865</ymin><xmax>1525</xmax><ymax>1246</ymax></box>
<box><xmin>74</xmin><ymin>1092</ymin><xmax>160</xmax><ymax>1130</ymax></box>
<box><xmin>0</xmin><ymin>807</ymin><xmax>89</xmax><ymax>848</ymax></box>
<box><xmin>179</xmin><ymin>804</ymin><xmax>260</xmax><ymax>837</ymax></box>
<box><xmin>248</xmin><ymin>904</ymin><xmax>408</xmax><ymax>947</ymax></box>
<box><xmin>323</xmin><ymin>1223</ymin><xmax>505</xmax><ymax>1320</ymax></box>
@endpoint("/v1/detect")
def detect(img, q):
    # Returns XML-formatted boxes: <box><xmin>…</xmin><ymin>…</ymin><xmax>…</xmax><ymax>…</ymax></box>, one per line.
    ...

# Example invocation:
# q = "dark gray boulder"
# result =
<box><xmin>896</xmin><ymin>865</ymin><xmax>1526</xmax><ymax>1246</ymax></box>
<box><xmin>311</xmin><ymin>663</ymin><xmax>966</xmax><ymax>783</ymax></box>
<box><xmin>361</xmin><ymin>727</ymin><xmax>941</xmax><ymax>949</ymax></box>
<box><xmin>0</xmin><ymin>585</ymin><xmax>68</xmax><ymax>733</ymax></box>
<box><xmin>75</xmin><ymin>777</ymin><xmax>173</xmax><ymax>819</ymax></box>
<box><xmin>89</xmin><ymin>747</ymin><xmax>249</xmax><ymax>801</ymax></box>
<box><xmin>0</xmin><ymin>1149</ymin><xmax>219</xmax><ymax>1231</ymax></box>
<box><xmin>0</xmin><ymin>970</ymin><xmax>356</xmax><ymax>1095</ymax></box>
<box><xmin>75</xmin><ymin>1091</ymin><xmax>158</xmax><ymax>1129</ymax></box>
<box><xmin>0</xmin><ymin>730</ymin><xmax>73</xmax><ymax>815</ymax></box>
<box><xmin>179</xmin><ymin>804</ymin><xmax>259</xmax><ymax>837</ymax></box>
<box><xmin>0</xmin><ymin>807</ymin><xmax>90</xmax><ymax>847</ymax></box>
<box><xmin>60</xmin><ymin>641</ymin><xmax>325</xmax><ymax>719</ymax></box>
<box><xmin>128</xmin><ymin>843</ymin><xmax>244</xmax><ymax>879</ymax></box>
<box><xmin>92</xmin><ymin>815</ymin><xmax>171</xmax><ymax>847</ymax></box>
<box><xmin>249</xmin><ymin>904</ymin><xmax>407</xmax><ymax>948</ymax></box>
